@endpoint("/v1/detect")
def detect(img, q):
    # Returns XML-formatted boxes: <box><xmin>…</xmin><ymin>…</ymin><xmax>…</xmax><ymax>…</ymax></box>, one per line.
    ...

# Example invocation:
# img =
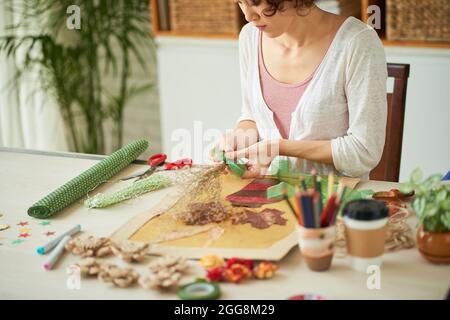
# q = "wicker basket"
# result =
<box><xmin>169</xmin><ymin>0</ymin><xmax>243</xmax><ymax>35</ymax></box>
<box><xmin>386</xmin><ymin>0</ymin><xmax>450</xmax><ymax>42</ymax></box>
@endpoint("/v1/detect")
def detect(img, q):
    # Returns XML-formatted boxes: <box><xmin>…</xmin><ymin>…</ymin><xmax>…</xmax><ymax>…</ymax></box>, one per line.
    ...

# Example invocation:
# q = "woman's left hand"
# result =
<box><xmin>224</xmin><ymin>140</ymin><xmax>280</xmax><ymax>179</ymax></box>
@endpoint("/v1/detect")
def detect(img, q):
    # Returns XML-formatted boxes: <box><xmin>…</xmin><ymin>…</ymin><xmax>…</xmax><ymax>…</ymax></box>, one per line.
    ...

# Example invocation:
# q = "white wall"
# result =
<box><xmin>157</xmin><ymin>36</ymin><xmax>450</xmax><ymax>182</ymax></box>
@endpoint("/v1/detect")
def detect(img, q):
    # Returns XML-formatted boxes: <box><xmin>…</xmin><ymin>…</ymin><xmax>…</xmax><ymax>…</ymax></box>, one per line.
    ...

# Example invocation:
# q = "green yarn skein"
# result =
<box><xmin>84</xmin><ymin>174</ymin><xmax>171</xmax><ymax>208</ymax></box>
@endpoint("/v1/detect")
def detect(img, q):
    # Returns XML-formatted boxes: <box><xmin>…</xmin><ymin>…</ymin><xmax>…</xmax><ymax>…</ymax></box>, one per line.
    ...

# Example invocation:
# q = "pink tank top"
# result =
<box><xmin>258</xmin><ymin>31</ymin><xmax>314</xmax><ymax>139</ymax></box>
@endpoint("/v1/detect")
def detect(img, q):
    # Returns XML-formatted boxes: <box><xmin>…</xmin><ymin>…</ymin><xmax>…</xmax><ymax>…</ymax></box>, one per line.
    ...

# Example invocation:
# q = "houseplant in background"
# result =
<box><xmin>0</xmin><ymin>0</ymin><xmax>156</xmax><ymax>154</ymax></box>
<box><xmin>401</xmin><ymin>168</ymin><xmax>450</xmax><ymax>264</ymax></box>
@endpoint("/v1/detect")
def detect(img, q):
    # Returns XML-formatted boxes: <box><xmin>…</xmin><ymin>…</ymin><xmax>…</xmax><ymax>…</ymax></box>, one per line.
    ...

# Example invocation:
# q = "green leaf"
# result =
<box><xmin>441</xmin><ymin>199</ymin><xmax>450</xmax><ymax>211</ymax></box>
<box><xmin>412</xmin><ymin>197</ymin><xmax>426</xmax><ymax>217</ymax></box>
<box><xmin>441</xmin><ymin>211</ymin><xmax>450</xmax><ymax>230</ymax></box>
<box><xmin>424</xmin><ymin>203</ymin><xmax>439</xmax><ymax>217</ymax></box>
<box><xmin>399</xmin><ymin>183</ymin><xmax>414</xmax><ymax>194</ymax></box>
<box><xmin>410</xmin><ymin>168</ymin><xmax>423</xmax><ymax>184</ymax></box>
<box><xmin>436</xmin><ymin>188</ymin><xmax>448</xmax><ymax>203</ymax></box>
<box><xmin>423</xmin><ymin>174</ymin><xmax>442</xmax><ymax>190</ymax></box>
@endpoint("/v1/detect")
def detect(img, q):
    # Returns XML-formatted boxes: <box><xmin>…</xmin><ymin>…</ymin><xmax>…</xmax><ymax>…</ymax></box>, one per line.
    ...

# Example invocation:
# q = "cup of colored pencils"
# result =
<box><xmin>289</xmin><ymin>170</ymin><xmax>347</xmax><ymax>272</ymax></box>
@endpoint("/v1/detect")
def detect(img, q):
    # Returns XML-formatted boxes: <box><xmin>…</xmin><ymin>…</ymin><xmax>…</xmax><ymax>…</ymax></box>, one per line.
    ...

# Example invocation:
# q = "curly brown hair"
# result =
<box><xmin>249</xmin><ymin>0</ymin><xmax>316</xmax><ymax>17</ymax></box>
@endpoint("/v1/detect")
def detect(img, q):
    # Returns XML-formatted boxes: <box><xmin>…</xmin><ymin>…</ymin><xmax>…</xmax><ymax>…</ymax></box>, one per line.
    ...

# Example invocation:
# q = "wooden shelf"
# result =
<box><xmin>150</xmin><ymin>0</ymin><xmax>242</xmax><ymax>40</ymax></box>
<box><xmin>381</xmin><ymin>39</ymin><xmax>450</xmax><ymax>49</ymax></box>
<box><xmin>153</xmin><ymin>30</ymin><xmax>239</xmax><ymax>40</ymax></box>
<box><xmin>151</xmin><ymin>0</ymin><xmax>450</xmax><ymax>48</ymax></box>
<box><xmin>361</xmin><ymin>0</ymin><xmax>450</xmax><ymax>49</ymax></box>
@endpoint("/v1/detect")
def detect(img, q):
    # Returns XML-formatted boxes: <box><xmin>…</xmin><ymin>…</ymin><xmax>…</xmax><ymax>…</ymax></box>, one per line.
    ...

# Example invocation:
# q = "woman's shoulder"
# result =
<box><xmin>239</xmin><ymin>22</ymin><xmax>258</xmax><ymax>45</ymax></box>
<box><xmin>339</xmin><ymin>16</ymin><xmax>383</xmax><ymax>49</ymax></box>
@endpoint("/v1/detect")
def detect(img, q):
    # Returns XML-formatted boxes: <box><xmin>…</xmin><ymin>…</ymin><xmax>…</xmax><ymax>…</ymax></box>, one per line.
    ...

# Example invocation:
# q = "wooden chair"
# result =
<box><xmin>370</xmin><ymin>63</ymin><xmax>410</xmax><ymax>182</ymax></box>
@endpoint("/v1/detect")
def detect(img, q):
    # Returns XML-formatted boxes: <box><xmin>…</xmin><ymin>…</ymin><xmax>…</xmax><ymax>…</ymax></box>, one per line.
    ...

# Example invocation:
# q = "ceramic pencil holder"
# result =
<box><xmin>297</xmin><ymin>225</ymin><xmax>337</xmax><ymax>272</ymax></box>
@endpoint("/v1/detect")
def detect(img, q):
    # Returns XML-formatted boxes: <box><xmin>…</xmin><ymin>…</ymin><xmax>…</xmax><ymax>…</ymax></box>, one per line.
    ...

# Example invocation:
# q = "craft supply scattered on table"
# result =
<box><xmin>178</xmin><ymin>279</ymin><xmax>221</xmax><ymax>300</ymax></box>
<box><xmin>11</xmin><ymin>239</ymin><xmax>25</xmax><ymax>245</ymax></box>
<box><xmin>201</xmin><ymin>256</ymin><xmax>279</xmax><ymax>284</ymax></box>
<box><xmin>65</xmin><ymin>235</ymin><xmax>112</xmax><ymax>257</ymax></box>
<box><xmin>84</xmin><ymin>173</ymin><xmax>171</xmax><ymax>209</ymax></box>
<box><xmin>37</xmin><ymin>224</ymin><xmax>81</xmax><ymax>255</ymax></box>
<box><xmin>226</xmin><ymin>178</ymin><xmax>282</xmax><ymax>207</ymax></box>
<box><xmin>231</xmin><ymin>208</ymin><xmax>287</xmax><ymax>229</ymax></box>
<box><xmin>43</xmin><ymin>235</ymin><xmax>71</xmax><ymax>270</ymax></box>
<box><xmin>27</xmin><ymin>139</ymin><xmax>149</xmax><ymax>219</ymax></box>
<box><xmin>287</xmin><ymin>293</ymin><xmax>327</xmax><ymax>300</ymax></box>
<box><xmin>121</xmin><ymin>153</ymin><xmax>167</xmax><ymax>181</ymax></box>
<box><xmin>111</xmin><ymin>242</ymin><xmax>150</xmax><ymax>263</ymax></box>
<box><xmin>140</xmin><ymin>256</ymin><xmax>190</xmax><ymax>290</ymax></box>
<box><xmin>99</xmin><ymin>264</ymin><xmax>140</xmax><ymax>288</ymax></box>
<box><xmin>199</xmin><ymin>255</ymin><xmax>225</xmax><ymax>270</ymax></box>
<box><xmin>253</xmin><ymin>261</ymin><xmax>278</xmax><ymax>279</ymax></box>
<box><xmin>0</xmin><ymin>224</ymin><xmax>10</xmax><ymax>231</ymax></box>
<box><xmin>18</xmin><ymin>233</ymin><xmax>30</xmax><ymax>238</ymax></box>
<box><xmin>181</xmin><ymin>202</ymin><xmax>229</xmax><ymax>225</ymax></box>
<box><xmin>372</xmin><ymin>188</ymin><xmax>414</xmax><ymax>216</ymax></box>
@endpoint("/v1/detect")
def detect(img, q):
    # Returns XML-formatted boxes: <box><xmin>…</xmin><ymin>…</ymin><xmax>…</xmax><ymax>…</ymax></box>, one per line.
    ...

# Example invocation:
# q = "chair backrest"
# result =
<box><xmin>370</xmin><ymin>63</ymin><xmax>410</xmax><ymax>182</ymax></box>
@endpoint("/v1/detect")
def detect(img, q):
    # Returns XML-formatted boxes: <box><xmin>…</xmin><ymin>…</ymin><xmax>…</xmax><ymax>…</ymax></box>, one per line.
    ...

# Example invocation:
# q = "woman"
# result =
<box><xmin>213</xmin><ymin>0</ymin><xmax>387</xmax><ymax>179</ymax></box>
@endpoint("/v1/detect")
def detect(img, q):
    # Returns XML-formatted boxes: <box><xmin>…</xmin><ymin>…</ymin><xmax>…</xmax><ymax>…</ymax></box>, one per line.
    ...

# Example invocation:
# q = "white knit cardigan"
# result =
<box><xmin>237</xmin><ymin>17</ymin><xmax>388</xmax><ymax>178</ymax></box>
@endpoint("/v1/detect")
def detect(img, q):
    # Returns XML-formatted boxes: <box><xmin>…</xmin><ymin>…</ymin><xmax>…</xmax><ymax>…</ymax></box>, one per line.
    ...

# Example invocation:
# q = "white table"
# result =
<box><xmin>0</xmin><ymin>149</ymin><xmax>449</xmax><ymax>299</ymax></box>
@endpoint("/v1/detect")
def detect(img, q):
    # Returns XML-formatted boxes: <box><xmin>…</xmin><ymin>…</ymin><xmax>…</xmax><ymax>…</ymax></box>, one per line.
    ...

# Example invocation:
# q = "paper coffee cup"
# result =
<box><xmin>343</xmin><ymin>200</ymin><xmax>389</xmax><ymax>272</ymax></box>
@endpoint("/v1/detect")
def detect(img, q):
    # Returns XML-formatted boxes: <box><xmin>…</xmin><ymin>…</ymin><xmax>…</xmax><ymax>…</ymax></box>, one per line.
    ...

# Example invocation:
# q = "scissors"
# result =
<box><xmin>121</xmin><ymin>154</ymin><xmax>193</xmax><ymax>182</ymax></box>
<box><xmin>121</xmin><ymin>153</ymin><xmax>167</xmax><ymax>181</ymax></box>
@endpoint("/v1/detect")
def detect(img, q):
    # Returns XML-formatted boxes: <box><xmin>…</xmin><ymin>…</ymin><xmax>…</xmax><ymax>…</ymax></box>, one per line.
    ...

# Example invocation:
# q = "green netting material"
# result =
<box><xmin>27</xmin><ymin>139</ymin><xmax>149</xmax><ymax>219</ymax></box>
<box><xmin>84</xmin><ymin>173</ymin><xmax>171</xmax><ymax>208</ymax></box>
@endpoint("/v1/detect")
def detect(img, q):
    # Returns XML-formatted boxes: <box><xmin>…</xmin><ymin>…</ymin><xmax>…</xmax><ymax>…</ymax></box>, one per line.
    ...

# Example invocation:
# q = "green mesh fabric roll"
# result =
<box><xmin>84</xmin><ymin>174</ymin><xmax>171</xmax><ymax>209</ymax></box>
<box><xmin>28</xmin><ymin>139</ymin><xmax>149</xmax><ymax>219</ymax></box>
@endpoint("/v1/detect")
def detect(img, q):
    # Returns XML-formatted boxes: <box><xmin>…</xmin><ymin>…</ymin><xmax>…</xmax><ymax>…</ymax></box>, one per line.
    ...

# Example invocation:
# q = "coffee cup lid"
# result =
<box><xmin>343</xmin><ymin>199</ymin><xmax>388</xmax><ymax>221</ymax></box>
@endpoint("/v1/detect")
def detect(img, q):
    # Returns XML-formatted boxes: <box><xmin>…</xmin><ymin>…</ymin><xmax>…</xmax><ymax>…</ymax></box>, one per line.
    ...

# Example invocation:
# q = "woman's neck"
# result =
<box><xmin>274</xmin><ymin>6</ymin><xmax>336</xmax><ymax>49</ymax></box>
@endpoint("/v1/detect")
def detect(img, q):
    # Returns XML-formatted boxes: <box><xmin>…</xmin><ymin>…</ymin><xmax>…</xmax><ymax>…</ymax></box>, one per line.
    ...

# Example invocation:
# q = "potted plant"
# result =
<box><xmin>0</xmin><ymin>0</ymin><xmax>156</xmax><ymax>154</ymax></box>
<box><xmin>401</xmin><ymin>169</ymin><xmax>450</xmax><ymax>264</ymax></box>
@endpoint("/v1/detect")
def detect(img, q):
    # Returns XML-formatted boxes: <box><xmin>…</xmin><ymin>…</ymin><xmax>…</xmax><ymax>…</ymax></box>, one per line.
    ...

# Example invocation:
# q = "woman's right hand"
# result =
<box><xmin>209</xmin><ymin>131</ymin><xmax>239</xmax><ymax>164</ymax></box>
<box><xmin>209</xmin><ymin>123</ymin><xmax>259</xmax><ymax>163</ymax></box>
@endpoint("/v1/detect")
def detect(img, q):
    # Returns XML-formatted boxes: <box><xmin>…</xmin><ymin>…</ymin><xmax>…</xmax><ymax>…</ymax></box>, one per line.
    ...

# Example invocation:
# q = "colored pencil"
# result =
<box><xmin>299</xmin><ymin>175</ymin><xmax>307</xmax><ymax>192</ymax></box>
<box><xmin>294</xmin><ymin>187</ymin><xmax>304</xmax><ymax>226</ymax></box>
<box><xmin>313</xmin><ymin>192</ymin><xmax>321</xmax><ymax>228</ymax></box>
<box><xmin>316</xmin><ymin>176</ymin><xmax>323</xmax><ymax>214</ymax></box>
<box><xmin>284</xmin><ymin>194</ymin><xmax>298</xmax><ymax>221</ymax></box>
<box><xmin>301</xmin><ymin>194</ymin><xmax>315</xmax><ymax>228</ymax></box>
<box><xmin>320</xmin><ymin>193</ymin><xmax>337</xmax><ymax>227</ymax></box>
<box><xmin>327</xmin><ymin>171</ymin><xmax>335</xmax><ymax>198</ymax></box>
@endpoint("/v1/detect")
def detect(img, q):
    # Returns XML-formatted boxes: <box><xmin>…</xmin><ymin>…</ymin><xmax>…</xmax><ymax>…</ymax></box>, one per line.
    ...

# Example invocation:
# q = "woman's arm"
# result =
<box><xmin>279</xmin><ymin>139</ymin><xmax>333</xmax><ymax>165</ymax></box>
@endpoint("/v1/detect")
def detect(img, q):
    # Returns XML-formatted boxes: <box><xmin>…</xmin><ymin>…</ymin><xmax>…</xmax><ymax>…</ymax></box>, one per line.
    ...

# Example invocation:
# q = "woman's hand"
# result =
<box><xmin>209</xmin><ymin>121</ymin><xmax>259</xmax><ymax>163</ymax></box>
<box><xmin>224</xmin><ymin>139</ymin><xmax>280</xmax><ymax>179</ymax></box>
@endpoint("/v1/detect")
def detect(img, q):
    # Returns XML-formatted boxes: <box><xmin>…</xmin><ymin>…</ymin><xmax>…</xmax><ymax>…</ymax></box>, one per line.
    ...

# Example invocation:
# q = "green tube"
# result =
<box><xmin>27</xmin><ymin>139</ymin><xmax>149</xmax><ymax>219</ymax></box>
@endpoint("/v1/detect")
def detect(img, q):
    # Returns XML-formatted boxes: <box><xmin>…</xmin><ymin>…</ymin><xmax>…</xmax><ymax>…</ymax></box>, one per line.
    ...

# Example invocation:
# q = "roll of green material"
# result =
<box><xmin>84</xmin><ymin>174</ymin><xmax>171</xmax><ymax>208</ymax></box>
<box><xmin>27</xmin><ymin>139</ymin><xmax>149</xmax><ymax>219</ymax></box>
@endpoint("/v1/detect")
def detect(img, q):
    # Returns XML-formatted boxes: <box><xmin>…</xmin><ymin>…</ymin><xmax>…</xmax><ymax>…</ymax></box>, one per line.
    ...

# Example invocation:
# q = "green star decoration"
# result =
<box><xmin>39</xmin><ymin>221</ymin><xmax>51</xmax><ymax>226</ymax></box>
<box><xmin>11</xmin><ymin>239</ymin><xmax>25</xmax><ymax>245</ymax></box>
